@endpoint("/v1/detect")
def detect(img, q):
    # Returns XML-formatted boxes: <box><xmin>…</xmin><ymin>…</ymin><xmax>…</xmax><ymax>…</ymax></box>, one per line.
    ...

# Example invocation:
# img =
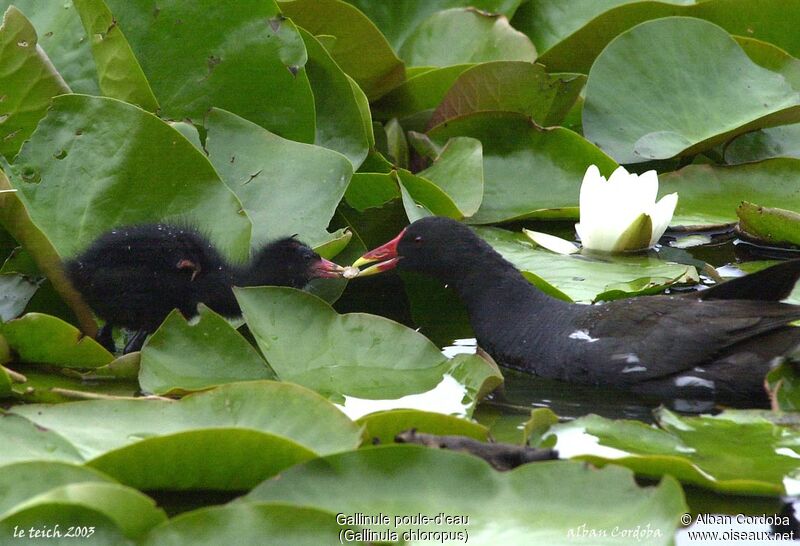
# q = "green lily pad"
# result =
<box><xmin>204</xmin><ymin>108</ymin><xmax>352</xmax><ymax>248</ymax></box>
<box><xmin>0</xmin><ymin>461</ymin><xmax>114</xmax><ymax>517</ymax></box>
<box><xmin>1</xmin><ymin>482</ymin><xmax>166</xmax><ymax>541</ymax></box>
<box><xmin>659</xmin><ymin>159</ymin><xmax>800</xmax><ymax>226</ymax></box>
<box><xmin>10</xmin><ymin>94</ymin><xmax>251</xmax><ymax>262</ymax></box>
<box><xmin>396</xmin><ymin>169</ymin><xmax>462</xmax><ymax>222</ymax></box>
<box><xmin>246</xmin><ymin>445</ymin><xmax>685</xmax><ymax>546</ymax></box>
<box><xmin>104</xmin><ymin>0</ymin><xmax>315</xmax><ymax>142</ymax></box>
<box><xmin>139</xmin><ymin>305</ymin><xmax>274</xmax><ymax>396</ymax></box>
<box><xmin>537</xmin><ymin>409</ymin><xmax>800</xmax><ymax>495</ymax></box>
<box><xmin>475</xmin><ymin>227</ymin><xmax>694</xmax><ymax>302</ymax></box>
<box><xmin>725</xmin><ymin>124</ymin><xmax>800</xmax><ymax>164</ymax></box>
<box><xmin>0</xmin><ymin>6</ymin><xmax>70</xmax><ymax>159</ymax></box>
<box><xmin>736</xmin><ymin>201</ymin><xmax>800</xmax><ymax>247</ymax></box>
<box><xmin>279</xmin><ymin>0</ymin><xmax>405</xmax><ymax>100</ymax></box>
<box><xmin>371</xmin><ymin>64</ymin><xmax>473</xmax><ymax>122</ymax></box>
<box><xmin>415</xmin><ymin>137</ymin><xmax>483</xmax><ymax>217</ymax></box>
<box><xmin>10</xmin><ymin>381</ymin><xmax>361</xmax><ymax>489</ymax></box>
<box><xmin>583</xmin><ymin>17</ymin><xmax>800</xmax><ymax>164</ymax></box>
<box><xmin>428</xmin><ymin>62</ymin><xmax>585</xmax><ymax>129</ymax></box>
<box><xmin>357</xmin><ymin>409</ymin><xmax>489</xmax><ymax>445</ymax></box>
<box><xmin>143</xmin><ymin>503</ymin><xmax>358</xmax><ymax>546</ymax></box>
<box><xmin>0</xmin><ymin>0</ymin><xmax>98</xmax><ymax>94</ymax></box>
<box><xmin>518</xmin><ymin>0</ymin><xmax>800</xmax><ymax>74</ymax></box>
<box><xmin>399</xmin><ymin>8</ymin><xmax>536</xmax><ymax>68</ymax></box>
<box><xmin>429</xmin><ymin>112</ymin><xmax>616</xmax><ymax>224</ymax></box>
<box><xmin>235</xmin><ymin>286</ymin><xmax>501</xmax><ymax>407</ymax></box>
<box><xmin>299</xmin><ymin>29</ymin><xmax>370</xmax><ymax>169</ymax></box>
<box><xmin>344</xmin><ymin>173</ymin><xmax>399</xmax><ymax>211</ymax></box>
<box><xmin>0</xmin><ymin>414</ymin><xmax>83</xmax><ymax>465</ymax></box>
<box><xmin>344</xmin><ymin>0</ymin><xmax>524</xmax><ymax>52</ymax></box>
<box><xmin>72</xmin><ymin>0</ymin><xmax>158</xmax><ymax>111</ymax></box>
<box><xmin>1</xmin><ymin>313</ymin><xmax>113</xmax><ymax>368</ymax></box>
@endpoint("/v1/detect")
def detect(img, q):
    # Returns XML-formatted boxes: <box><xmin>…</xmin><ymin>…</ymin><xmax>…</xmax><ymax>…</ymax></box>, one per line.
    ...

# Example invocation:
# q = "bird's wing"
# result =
<box><xmin>572</xmin><ymin>296</ymin><xmax>800</xmax><ymax>386</ymax></box>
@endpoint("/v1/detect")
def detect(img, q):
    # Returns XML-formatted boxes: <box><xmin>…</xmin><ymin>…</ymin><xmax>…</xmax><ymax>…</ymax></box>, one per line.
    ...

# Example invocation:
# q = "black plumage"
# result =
<box><xmin>355</xmin><ymin>217</ymin><xmax>800</xmax><ymax>405</ymax></box>
<box><xmin>66</xmin><ymin>224</ymin><xmax>341</xmax><ymax>353</ymax></box>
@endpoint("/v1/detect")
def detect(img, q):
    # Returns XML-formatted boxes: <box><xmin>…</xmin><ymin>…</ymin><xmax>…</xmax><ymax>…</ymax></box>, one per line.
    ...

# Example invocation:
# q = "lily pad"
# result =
<box><xmin>414</xmin><ymin>137</ymin><xmax>483</xmax><ymax>217</ymax></box>
<box><xmin>537</xmin><ymin>408</ymin><xmax>800</xmax><ymax>495</ymax></box>
<box><xmin>429</xmin><ymin>112</ymin><xmax>616</xmax><ymax>224</ymax></box>
<box><xmin>139</xmin><ymin>305</ymin><xmax>274</xmax><ymax>396</ymax></box>
<box><xmin>344</xmin><ymin>0</ymin><xmax>524</xmax><ymax>52</ymax></box>
<box><xmin>72</xmin><ymin>0</ymin><xmax>158</xmax><ymax>111</ymax></box>
<box><xmin>356</xmin><ymin>409</ymin><xmax>489</xmax><ymax>445</ymax></box>
<box><xmin>246</xmin><ymin>445</ymin><xmax>685</xmax><ymax>546</ymax></box>
<box><xmin>766</xmin><ymin>354</ymin><xmax>800</xmax><ymax>411</ymax></box>
<box><xmin>659</xmin><ymin>159</ymin><xmax>800</xmax><ymax>226</ymax></box>
<box><xmin>10</xmin><ymin>381</ymin><xmax>361</xmax><ymax>489</ymax></box>
<box><xmin>235</xmin><ymin>286</ymin><xmax>501</xmax><ymax>405</ymax></box>
<box><xmin>204</xmin><ymin>108</ymin><xmax>352</xmax><ymax>248</ymax></box>
<box><xmin>0</xmin><ymin>6</ymin><xmax>70</xmax><ymax>159</ymax></box>
<box><xmin>1</xmin><ymin>482</ymin><xmax>166</xmax><ymax>541</ymax></box>
<box><xmin>143</xmin><ymin>503</ymin><xmax>358</xmax><ymax>546</ymax></box>
<box><xmin>0</xmin><ymin>0</ymin><xmax>98</xmax><ymax>93</ymax></box>
<box><xmin>428</xmin><ymin>62</ymin><xmax>585</xmax><ymax>129</ymax></box>
<box><xmin>518</xmin><ymin>0</ymin><xmax>800</xmax><ymax>74</ymax></box>
<box><xmin>583</xmin><ymin>17</ymin><xmax>800</xmax><ymax>164</ymax></box>
<box><xmin>279</xmin><ymin>0</ymin><xmax>405</xmax><ymax>100</ymax></box>
<box><xmin>371</xmin><ymin>64</ymin><xmax>473</xmax><ymax>122</ymax></box>
<box><xmin>398</xmin><ymin>8</ymin><xmax>536</xmax><ymax>68</ymax></box>
<box><xmin>475</xmin><ymin>227</ymin><xmax>694</xmax><ymax>302</ymax></box>
<box><xmin>10</xmin><ymin>94</ymin><xmax>251</xmax><ymax>262</ymax></box>
<box><xmin>725</xmin><ymin>124</ymin><xmax>800</xmax><ymax>164</ymax></box>
<box><xmin>1</xmin><ymin>313</ymin><xmax>113</xmax><ymax>368</ymax></box>
<box><xmin>104</xmin><ymin>0</ymin><xmax>315</xmax><ymax>142</ymax></box>
<box><xmin>344</xmin><ymin>173</ymin><xmax>399</xmax><ymax>211</ymax></box>
<box><xmin>736</xmin><ymin>201</ymin><xmax>800</xmax><ymax>247</ymax></box>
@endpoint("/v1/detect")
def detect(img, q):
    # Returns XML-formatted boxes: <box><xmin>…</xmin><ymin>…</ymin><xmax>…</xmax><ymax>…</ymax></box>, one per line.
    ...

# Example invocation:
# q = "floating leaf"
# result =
<box><xmin>537</xmin><ymin>409</ymin><xmax>800</xmax><ymax>495</ymax></box>
<box><xmin>205</xmin><ymin>108</ymin><xmax>352</xmax><ymax>248</ymax></box>
<box><xmin>139</xmin><ymin>306</ymin><xmax>274</xmax><ymax>396</ymax></box>
<box><xmin>725</xmin><ymin>124</ymin><xmax>800</xmax><ymax>164</ymax></box>
<box><xmin>235</xmin><ymin>286</ymin><xmax>500</xmax><ymax>406</ymax></box>
<box><xmin>583</xmin><ymin>17</ymin><xmax>800</xmax><ymax>164</ymax></box>
<box><xmin>142</xmin><ymin>503</ymin><xmax>355</xmax><ymax>546</ymax></box>
<box><xmin>11</xmin><ymin>381</ymin><xmax>361</xmax><ymax>489</ymax></box>
<box><xmin>104</xmin><ymin>0</ymin><xmax>315</xmax><ymax>142</ymax></box>
<box><xmin>766</xmin><ymin>352</ymin><xmax>800</xmax><ymax>411</ymax></box>
<box><xmin>357</xmin><ymin>409</ymin><xmax>489</xmax><ymax>445</ymax></box>
<box><xmin>429</xmin><ymin>112</ymin><xmax>616</xmax><ymax>224</ymax></box>
<box><xmin>475</xmin><ymin>227</ymin><xmax>693</xmax><ymax>302</ymax></box>
<box><xmin>299</xmin><ymin>28</ymin><xmax>370</xmax><ymax>169</ymax></box>
<box><xmin>72</xmin><ymin>0</ymin><xmax>159</xmax><ymax>111</ymax></box>
<box><xmin>399</xmin><ymin>8</ymin><xmax>536</xmax><ymax>68</ymax></box>
<box><xmin>428</xmin><ymin>62</ymin><xmax>585</xmax><ymax>129</ymax></box>
<box><xmin>279</xmin><ymin>0</ymin><xmax>405</xmax><ymax>100</ymax></box>
<box><xmin>10</xmin><ymin>94</ymin><xmax>251</xmax><ymax>262</ymax></box>
<box><xmin>371</xmin><ymin>64</ymin><xmax>472</xmax><ymax>121</ymax></box>
<box><xmin>246</xmin><ymin>445</ymin><xmax>685</xmax><ymax>546</ymax></box>
<box><xmin>0</xmin><ymin>6</ymin><xmax>70</xmax><ymax>159</ymax></box>
<box><xmin>659</xmin><ymin>159</ymin><xmax>800</xmax><ymax>226</ymax></box>
<box><xmin>736</xmin><ymin>201</ymin><xmax>800</xmax><ymax>247</ymax></box>
<box><xmin>1</xmin><ymin>313</ymin><xmax>112</xmax><ymax>368</ymax></box>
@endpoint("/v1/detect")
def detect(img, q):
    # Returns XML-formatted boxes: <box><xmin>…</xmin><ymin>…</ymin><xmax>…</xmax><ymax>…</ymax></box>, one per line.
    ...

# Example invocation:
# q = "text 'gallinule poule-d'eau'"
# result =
<box><xmin>353</xmin><ymin>217</ymin><xmax>800</xmax><ymax>405</ymax></box>
<box><xmin>66</xmin><ymin>224</ymin><xmax>343</xmax><ymax>353</ymax></box>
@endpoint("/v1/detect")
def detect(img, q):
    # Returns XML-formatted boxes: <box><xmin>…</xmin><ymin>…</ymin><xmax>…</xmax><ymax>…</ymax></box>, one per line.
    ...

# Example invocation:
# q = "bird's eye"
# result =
<box><xmin>414</xmin><ymin>236</ymin><xmax>423</xmax><ymax>244</ymax></box>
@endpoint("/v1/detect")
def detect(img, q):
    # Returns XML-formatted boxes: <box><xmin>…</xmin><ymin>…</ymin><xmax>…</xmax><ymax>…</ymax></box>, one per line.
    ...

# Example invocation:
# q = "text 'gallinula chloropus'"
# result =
<box><xmin>66</xmin><ymin>224</ymin><xmax>343</xmax><ymax>353</ymax></box>
<box><xmin>353</xmin><ymin>217</ymin><xmax>800</xmax><ymax>405</ymax></box>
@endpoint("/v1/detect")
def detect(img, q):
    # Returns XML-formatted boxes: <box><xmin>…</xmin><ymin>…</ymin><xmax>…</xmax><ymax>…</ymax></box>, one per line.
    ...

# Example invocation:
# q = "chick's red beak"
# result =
<box><xmin>312</xmin><ymin>257</ymin><xmax>346</xmax><ymax>278</ymax></box>
<box><xmin>351</xmin><ymin>228</ymin><xmax>405</xmax><ymax>277</ymax></box>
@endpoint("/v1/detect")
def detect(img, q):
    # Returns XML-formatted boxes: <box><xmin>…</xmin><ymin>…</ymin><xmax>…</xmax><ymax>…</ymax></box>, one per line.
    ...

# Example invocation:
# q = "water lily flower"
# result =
<box><xmin>575</xmin><ymin>165</ymin><xmax>678</xmax><ymax>252</ymax></box>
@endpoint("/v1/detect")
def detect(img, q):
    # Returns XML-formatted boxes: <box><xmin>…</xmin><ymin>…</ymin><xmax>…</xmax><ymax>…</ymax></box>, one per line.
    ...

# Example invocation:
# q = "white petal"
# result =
<box><xmin>648</xmin><ymin>192</ymin><xmax>678</xmax><ymax>246</ymax></box>
<box><xmin>523</xmin><ymin>229</ymin><xmax>579</xmax><ymax>255</ymax></box>
<box><xmin>576</xmin><ymin>221</ymin><xmax>621</xmax><ymax>252</ymax></box>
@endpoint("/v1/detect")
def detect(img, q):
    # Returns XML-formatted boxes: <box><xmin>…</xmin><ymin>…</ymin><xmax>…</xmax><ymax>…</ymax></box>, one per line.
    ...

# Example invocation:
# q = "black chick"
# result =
<box><xmin>66</xmin><ymin>224</ymin><xmax>342</xmax><ymax>353</ymax></box>
<box><xmin>354</xmin><ymin>216</ymin><xmax>800</xmax><ymax>406</ymax></box>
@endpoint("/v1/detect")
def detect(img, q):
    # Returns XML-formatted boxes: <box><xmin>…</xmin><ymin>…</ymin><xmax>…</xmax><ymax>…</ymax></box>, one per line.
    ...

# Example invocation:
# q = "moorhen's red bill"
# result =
<box><xmin>354</xmin><ymin>216</ymin><xmax>800</xmax><ymax>406</ymax></box>
<box><xmin>66</xmin><ymin>224</ymin><xmax>343</xmax><ymax>353</ymax></box>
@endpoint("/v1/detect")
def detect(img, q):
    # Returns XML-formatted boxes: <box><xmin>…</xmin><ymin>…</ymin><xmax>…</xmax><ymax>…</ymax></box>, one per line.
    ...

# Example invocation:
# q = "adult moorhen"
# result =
<box><xmin>353</xmin><ymin>217</ymin><xmax>800</xmax><ymax>405</ymax></box>
<box><xmin>66</xmin><ymin>224</ymin><xmax>343</xmax><ymax>353</ymax></box>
